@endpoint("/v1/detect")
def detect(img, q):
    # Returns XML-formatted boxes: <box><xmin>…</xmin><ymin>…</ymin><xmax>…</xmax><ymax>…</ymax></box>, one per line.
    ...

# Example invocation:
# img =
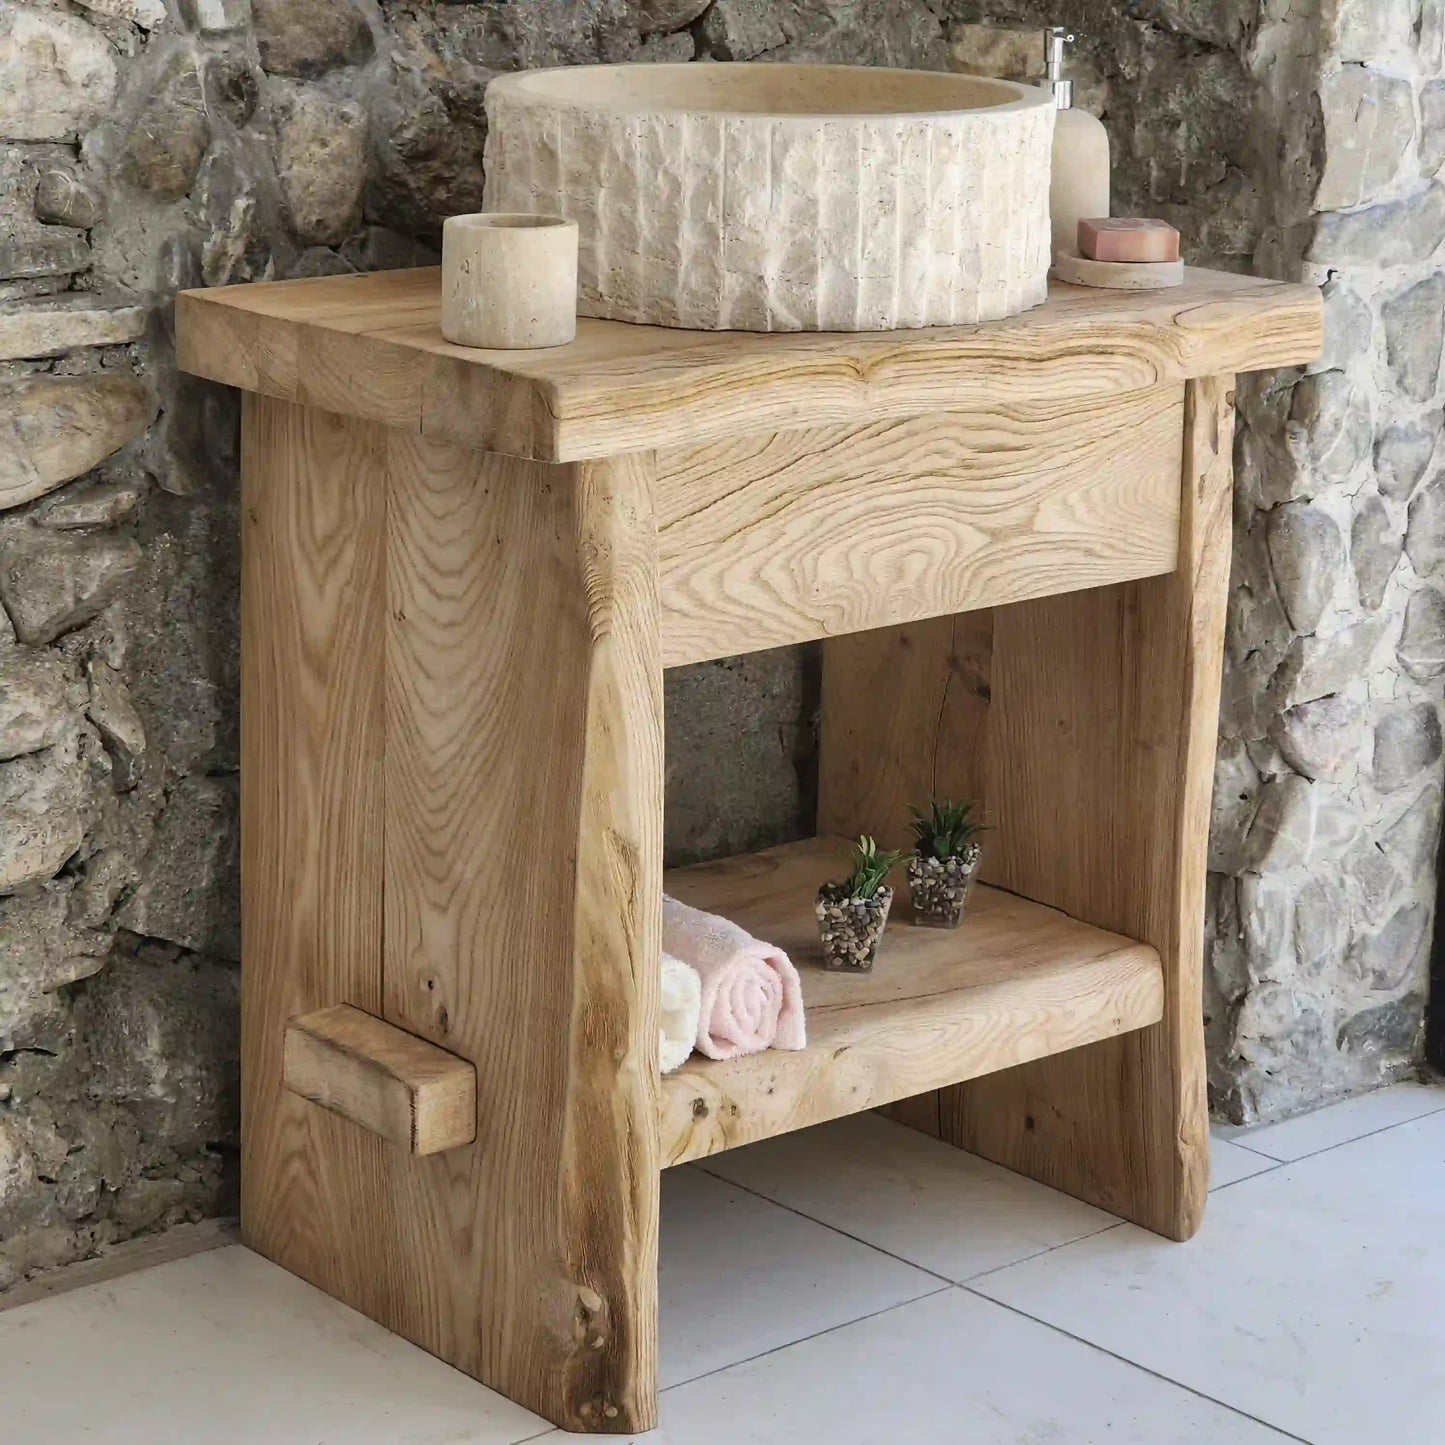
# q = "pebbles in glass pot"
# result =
<box><xmin>907</xmin><ymin>842</ymin><xmax>981</xmax><ymax>929</ymax></box>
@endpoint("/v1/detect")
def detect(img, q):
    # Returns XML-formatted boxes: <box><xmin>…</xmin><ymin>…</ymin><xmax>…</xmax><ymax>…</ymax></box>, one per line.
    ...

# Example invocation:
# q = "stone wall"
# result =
<box><xmin>0</xmin><ymin>0</ymin><xmax>1438</xmax><ymax>1288</ymax></box>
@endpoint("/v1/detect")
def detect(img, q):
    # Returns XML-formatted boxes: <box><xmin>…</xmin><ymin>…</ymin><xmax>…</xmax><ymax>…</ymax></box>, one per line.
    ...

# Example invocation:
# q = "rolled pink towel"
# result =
<box><xmin>662</xmin><ymin>895</ymin><xmax>806</xmax><ymax>1061</ymax></box>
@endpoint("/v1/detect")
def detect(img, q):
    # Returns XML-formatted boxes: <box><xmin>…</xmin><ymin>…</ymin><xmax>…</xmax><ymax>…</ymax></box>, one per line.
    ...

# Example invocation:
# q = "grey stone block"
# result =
<box><xmin>1375</xmin><ymin>417</ymin><xmax>1439</xmax><ymax>502</ymax></box>
<box><xmin>0</xmin><ymin>653</ymin><xmax>81</xmax><ymax>762</ymax></box>
<box><xmin>1352</xmin><ymin>493</ymin><xmax>1401</xmax><ymax>610</ymax></box>
<box><xmin>1315</xmin><ymin>66</ymin><xmax>1414</xmax><ymax>211</ymax></box>
<box><xmin>633</xmin><ymin>0</ymin><xmax>710</xmax><ymax>34</ymax></box>
<box><xmin>79</xmin><ymin>941</ymin><xmax>240</xmax><ymax>1151</ymax></box>
<box><xmin>1272</xmin><ymin>617</ymin><xmax>1385</xmax><ymax>709</ymax></box>
<box><xmin>1285</xmin><ymin>371</ymin><xmax>1372</xmax><ymax>492</ymax></box>
<box><xmin>1382</xmin><ymin>273</ymin><xmax>1445</xmax><ymax>402</ymax></box>
<box><xmin>1423</xmin><ymin>79</ymin><xmax>1445</xmax><ymax>175</ymax></box>
<box><xmin>115</xmin><ymin>776</ymin><xmax>239</xmax><ymax>958</ymax></box>
<box><xmin>0</xmin><ymin>740</ymin><xmax>86</xmax><ymax>896</ymax></box>
<box><xmin>0</xmin><ymin>5</ymin><xmax>117</xmax><ymax>142</ymax></box>
<box><xmin>702</xmin><ymin>0</ymin><xmax>787</xmax><ymax>59</ymax></box>
<box><xmin>1398</xmin><ymin>586</ymin><xmax>1445</xmax><ymax>680</ymax></box>
<box><xmin>1337</xmin><ymin>993</ymin><xmax>1425</xmax><ymax>1057</ymax></box>
<box><xmin>251</xmin><ymin>0</ymin><xmax>373</xmax><ymax>77</ymax></box>
<box><xmin>32</xmin><ymin>169</ymin><xmax>105</xmax><ymax>230</ymax></box>
<box><xmin>1309</xmin><ymin>183</ymin><xmax>1445</xmax><ymax>269</ymax></box>
<box><xmin>1406</xmin><ymin>478</ymin><xmax>1445</xmax><ymax>580</ymax></box>
<box><xmin>1269</xmin><ymin>695</ymin><xmax>1365</xmax><ymax>781</ymax></box>
<box><xmin>0</xmin><ymin>534</ymin><xmax>141</xmax><ymax>647</ymax></box>
<box><xmin>1267</xmin><ymin>501</ymin><xmax>1344</xmax><ymax>632</ymax></box>
<box><xmin>274</xmin><ymin>87</ymin><xmax>367</xmax><ymax>247</ymax></box>
<box><xmin>120</xmin><ymin>54</ymin><xmax>212</xmax><ymax>203</ymax></box>
<box><xmin>1373</xmin><ymin>703</ymin><xmax>1443</xmax><ymax>792</ymax></box>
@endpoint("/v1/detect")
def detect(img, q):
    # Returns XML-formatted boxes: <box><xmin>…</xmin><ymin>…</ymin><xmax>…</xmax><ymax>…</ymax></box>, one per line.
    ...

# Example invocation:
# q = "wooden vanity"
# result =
<box><xmin>177</xmin><ymin>266</ymin><xmax>1321</xmax><ymax>1434</ymax></box>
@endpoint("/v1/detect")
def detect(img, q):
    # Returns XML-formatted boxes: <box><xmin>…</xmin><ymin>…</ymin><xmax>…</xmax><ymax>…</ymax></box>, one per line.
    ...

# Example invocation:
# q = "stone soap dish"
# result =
<box><xmin>1054</xmin><ymin>250</ymin><xmax>1185</xmax><ymax>291</ymax></box>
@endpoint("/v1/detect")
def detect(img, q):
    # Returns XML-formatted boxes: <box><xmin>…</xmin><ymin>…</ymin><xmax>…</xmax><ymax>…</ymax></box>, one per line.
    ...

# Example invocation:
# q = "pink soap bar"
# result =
<box><xmin>1077</xmin><ymin>218</ymin><xmax>1181</xmax><ymax>264</ymax></box>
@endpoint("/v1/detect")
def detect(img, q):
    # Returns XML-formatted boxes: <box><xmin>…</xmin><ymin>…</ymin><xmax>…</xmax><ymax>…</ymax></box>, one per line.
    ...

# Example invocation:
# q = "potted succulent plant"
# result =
<box><xmin>907</xmin><ymin>798</ymin><xmax>986</xmax><ymax>929</ymax></box>
<box><xmin>815</xmin><ymin>836</ymin><xmax>904</xmax><ymax>973</ymax></box>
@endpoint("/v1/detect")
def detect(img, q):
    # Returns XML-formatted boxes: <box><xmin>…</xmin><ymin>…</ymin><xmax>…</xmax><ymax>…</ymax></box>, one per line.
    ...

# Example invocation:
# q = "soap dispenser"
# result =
<box><xmin>1044</xmin><ymin>27</ymin><xmax>1110</xmax><ymax>263</ymax></box>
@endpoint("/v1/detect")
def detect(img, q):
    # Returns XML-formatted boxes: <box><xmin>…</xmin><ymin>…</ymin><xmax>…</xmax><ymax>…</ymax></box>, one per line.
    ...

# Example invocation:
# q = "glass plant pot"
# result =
<box><xmin>815</xmin><ymin>882</ymin><xmax>894</xmax><ymax>973</ymax></box>
<box><xmin>907</xmin><ymin>844</ymin><xmax>981</xmax><ymax>929</ymax></box>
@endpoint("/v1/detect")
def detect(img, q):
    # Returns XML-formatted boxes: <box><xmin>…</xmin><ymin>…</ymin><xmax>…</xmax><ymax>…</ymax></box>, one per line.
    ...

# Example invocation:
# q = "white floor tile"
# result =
<box><xmin>0</xmin><ymin>1246</ymin><xmax>546</xmax><ymax>1445</ymax></box>
<box><xmin>973</xmin><ymin>1109</ymin><xmax>1445</xmax><ymax>1445</ymax></box>
<box><xmin>1209</xmin><ymin>1134</ymin><xmax>1279</xmax><ymax>1189</ymax></box>
<box><xmin>699</xmin><ymin>1112</ymin><xmax>1120</xmax><ymax>1281</ymax></box>
<box><xmin>537</xmin><ymin>1289</ymin><xmax>1292</xmax><ymax>1444</ymax></box>
<box><xmin>1230</xmin><ymin>1079</ymin><xmax>1445</xmax><ymax>1161</ymax></box>
<box><xmin>659</xmin><ymin>1165</ymin><xmax>940</xmax><ymax>1387</ymax></box>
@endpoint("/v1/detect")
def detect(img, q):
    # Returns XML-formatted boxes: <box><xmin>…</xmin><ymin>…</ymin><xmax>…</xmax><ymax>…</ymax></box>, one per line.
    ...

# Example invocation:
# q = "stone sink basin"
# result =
<box><xmin>482</xmin><ymin>63</ymin><xmax>1055</xmax><ymax>333</ymax></box>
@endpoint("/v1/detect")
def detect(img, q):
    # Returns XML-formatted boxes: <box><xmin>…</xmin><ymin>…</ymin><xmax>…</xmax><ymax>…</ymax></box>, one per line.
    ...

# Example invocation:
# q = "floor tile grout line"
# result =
<box><xmin>959</xmin><ymin>1286</ymin><xmax>1314</xmax><ymax>1444</ymax></box>
<box><xmin>655</xmin><ymin>1283</ymin><xmax>956</xmax><ymax>1396</ymax></box>
<box><xmin>1225</xmin><ymin>1140</ymin><xmax>1292</xmax><ymax>1162</ymax></box>
<box><xmin>1222</xmin><ymin>1096</ymin><xmax>1445</xmax><ymax>1167</ymax></box>
<box><xmin>690</xmin><ymin>1161</ymin><xmax>959</xmax><ymax>1286</ymax></box>
<box><xmin>952</xmin><ymin>1219</ymin><xmax>1128</xmax><ymax>1286</ymax></box>
<box><xmin>962</xmin><ymin>1220</ymin><xmax>1128</xmax><ymax>1289</ymax></box>
<box><xmin>1208</xmin><ymin>1164</ymin><xmax>1284</xmax><ymax>1191</ymax></box>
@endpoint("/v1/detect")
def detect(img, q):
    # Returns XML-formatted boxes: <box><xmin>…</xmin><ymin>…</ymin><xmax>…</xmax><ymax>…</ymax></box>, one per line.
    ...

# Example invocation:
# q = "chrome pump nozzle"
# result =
<box><xmin>1044</xmin><ymin>26</ymin><xmax>1075</xmax><ymax>110</ymax></box>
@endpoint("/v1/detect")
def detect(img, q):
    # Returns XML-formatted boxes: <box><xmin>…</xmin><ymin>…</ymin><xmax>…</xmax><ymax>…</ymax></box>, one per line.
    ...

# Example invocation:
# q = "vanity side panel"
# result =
<box><xmin>654</xmin><ymin>387</ymin><xmax>1182</xmax><ymax>668</ymax></box>
<box><xmin>383</xmin><ymin>439</ymin><xmax>663</xmax><ymax>1432</ymax></box>
<box><xmin>820</xmin><ymin>378</ymin><xmax>1230</xmax><ymax>1238</ymax></box>
<box><xmin>239</xmin><ymin>396</ymin><xmax>403</xmax><ymax>1322</ymax></box>
<box><xmin>945</xmin><ymin>374</ymin><xmax>1232</xmax><ymax>1240</ymax></box>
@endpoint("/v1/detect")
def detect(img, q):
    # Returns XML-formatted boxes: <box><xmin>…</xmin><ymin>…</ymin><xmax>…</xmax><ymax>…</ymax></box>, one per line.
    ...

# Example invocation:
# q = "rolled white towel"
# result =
<box><xmin>660</xmin><ymin>952</ymin><xmax>702</xmax><ymax>1074</ymax></box>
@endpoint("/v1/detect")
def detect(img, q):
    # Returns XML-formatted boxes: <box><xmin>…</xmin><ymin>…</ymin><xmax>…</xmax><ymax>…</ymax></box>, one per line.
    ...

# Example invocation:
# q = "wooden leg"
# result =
<box><xmin>241</xmin><ymin>396</ymin><xmax>395</xmax><ymax>1321</ymax></box>
<box><xmin>819</xmin><ymin>377</ymin><xmax>1233</xmax><ymax>1240</ymax></box>
<box><xmin>242</xmin><ymin>396</ymin><xmax>663</xmax><ymax>1432</ymax></box>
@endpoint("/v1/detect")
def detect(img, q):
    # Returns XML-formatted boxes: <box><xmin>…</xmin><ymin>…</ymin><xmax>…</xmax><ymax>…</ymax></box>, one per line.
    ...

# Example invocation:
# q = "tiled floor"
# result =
<box><xmin>2</xmin><ymin>1081</ymin><xmax>1443</xmax><ymax>1444</ymax></box>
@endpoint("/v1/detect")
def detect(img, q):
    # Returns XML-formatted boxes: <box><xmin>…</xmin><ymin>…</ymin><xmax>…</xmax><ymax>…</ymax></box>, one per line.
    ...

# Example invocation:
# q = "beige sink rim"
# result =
<box><xmin>486</xmin><ymin>63</ymin><xmax>1051</xmax><ymax>123</ymax></box>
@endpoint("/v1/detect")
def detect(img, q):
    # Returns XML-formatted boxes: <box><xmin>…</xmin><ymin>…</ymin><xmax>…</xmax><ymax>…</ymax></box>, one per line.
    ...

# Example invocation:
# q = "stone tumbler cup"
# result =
<box><xmin>441</xmin><ymin>212</ymin><xmax>579</xmax><ymax>349</ymax></box>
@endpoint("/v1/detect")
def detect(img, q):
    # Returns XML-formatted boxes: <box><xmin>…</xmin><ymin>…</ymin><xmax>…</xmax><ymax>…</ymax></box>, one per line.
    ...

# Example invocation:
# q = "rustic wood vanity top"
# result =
<box><xmin>178</xmin><ymin>266</ymin><xmax>1321</xmax><ymax>1435</ymax></box>
<box><xmin>179</xmin><ymin>265</ymin><xmax>1321</xmax><ymax>461</ymax></box>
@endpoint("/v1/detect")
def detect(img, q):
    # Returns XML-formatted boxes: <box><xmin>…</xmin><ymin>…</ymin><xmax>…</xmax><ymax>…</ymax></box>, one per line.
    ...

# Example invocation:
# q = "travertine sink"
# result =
<box><xmin>482</xmin><ymin>63</ymin><xmax>1054</xmax><ymax>333</ymax></box>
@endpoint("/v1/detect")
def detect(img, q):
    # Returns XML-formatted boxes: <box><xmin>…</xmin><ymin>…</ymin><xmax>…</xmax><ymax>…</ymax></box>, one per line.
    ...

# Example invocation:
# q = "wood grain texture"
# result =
<box><xmin>238</xmin><ymin>395</ymin><xmax>400</xmax><ymax>1325</ymax></box>
<box><xmin>946</xmin><ymin>374</ymin><xmax>1233</xmax><ymax>1240</ymax></box>
<box><xmin>819</xmin><ymin>609</ymin><xmax>994</xmax><ymax>1137</ymax></box>
<box><xmin>383</xmin><ymin>438</ymin><xmax>663</xmax><ymax>1432</ymax></box>
<box><xmin>819</xmin><ymin>377</ymin><xmax>1233</xmax><ymax>1239</ymax></box>
<box><xmin>283</xmin><ymin>1004</ymin><xmax>477</xmax><ymax>1155</ymax></box>
<box><xmin>178</xmin><ymin>266</ymin><xmax>1321</xmax><ymax>461</ymax></box>
<box><xmin>654</xmin><ymin>388</ymin><xmax>1181</xmax><ymax>667</ymax></box>
<box><xmin>659</xmin><ymin>837</ymin><xmax>1163</xmax><ymax>1166</ymax></box>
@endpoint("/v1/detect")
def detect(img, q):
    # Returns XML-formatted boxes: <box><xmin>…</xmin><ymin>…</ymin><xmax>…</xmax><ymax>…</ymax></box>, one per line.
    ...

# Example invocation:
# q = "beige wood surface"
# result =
<box><xmin>283</xmin><ymin>1004</ymin><xmax>477</xmax><ymax>1155</ymax></box>
<box><xmin>819</xmin><ymin>377</ymin><xmax>1233</xmax><ymax>1239</ymax></box>
<box><xmin>946</xmin><ymin>374</ymin><xmax>1232</xmax><ymax>1239</ymax></box>
<box><xmin>383</xmin><ymin>438</ymin><xmax>663</xmax><ymax>1432</ymax></box>
<box><xmin>178</xmin><ymin>266</ymin><xmax>1321</xmax><ymax>461</ymax></box>
<box><xmin>818</xmin><ymin>609</ymin><xmax>995</xmax><ymax>1138</ymax></box>
<box><xmin>659</xmin><ymin>836</ymin><xmax>1163</xmax><ymax>1167</ymax></box>
<box><xmin>655</xmin><ymin>388</ymin><xmax>1181</xmax><ymax>667</ymax></box>
<box><xmin>241</xmin><ymin>399</ymin><xmax>663</xmax><ymax>1433</ymax></box>
<box><xmin>239</xmin><ymin>394</ymin><xmax>402</xmax><ymax>1332</ymax></box>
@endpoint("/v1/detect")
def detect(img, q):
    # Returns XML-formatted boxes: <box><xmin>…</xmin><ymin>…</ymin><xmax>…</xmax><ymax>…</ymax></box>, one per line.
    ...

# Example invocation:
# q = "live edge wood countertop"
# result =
<box><xmin>177</xmin><ymin>265</ymin><xmax>1323</xmax><ymax>463</ymax></box>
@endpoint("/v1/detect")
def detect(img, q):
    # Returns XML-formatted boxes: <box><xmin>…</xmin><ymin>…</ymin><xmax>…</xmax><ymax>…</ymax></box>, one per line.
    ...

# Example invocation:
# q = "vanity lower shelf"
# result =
<box><xmin>660</xmin><ymin>835</ymin><xmax>1165</xmax><ymax>1167</ymax></box>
